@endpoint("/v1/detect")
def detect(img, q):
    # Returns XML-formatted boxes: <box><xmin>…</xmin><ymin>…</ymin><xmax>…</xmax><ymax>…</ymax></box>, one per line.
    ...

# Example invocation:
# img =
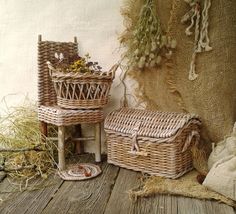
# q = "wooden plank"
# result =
<box><xmin>0</xmin><ymin>175</ymin><xmax>63</xmax><ymax>214</ymax></box>
<box><xmin>131</xmin><ymin>190</ymin><xmax>235</xmax><ymax>214</ymax></box>
<box><xmin>0</xmin><ymin>154</ymin><xmax>90</xmax><ymax>214</ymax></box>
<box><xmin>26</xmin><ymin>154</ymin><xmax>92</xmax><ymax>214</ymax></box>
<box><xmin>105</xmin><ymin>168</ymin><xmax>178</xmax><ymax>214</ymax></box>
<box><xmin>104</xmin><ymin>168</ymin><xmax>141</xmax><ymax>214</ymax></box>
<box><xmin>0</xmin><ymin>176</ymin><xmax>18</xmax><ymax>206</ymax></box>
<box><xmin>177</xmin><ymin>196</ymin><xmax>236</xmax><ymax>214</ymax></box>
<box><xmin>133</xmin><ymin>196</ymin><xmax>160</xmax><ymax>214</ymax></box>
<box><xmin>177</xmin><ymin>196</ymin><xmax>207</xmax><ymax>214</ymax></box>
<box><xmin>204</xmin><ymin>200</ymin><xmax>235</xmax><ymax>214</ymax></box>
<box><xmin>131</xmin><ymin>194</ymin><xmax>178</xmax><ymax>214</ymax></box>
<box><xmin>155</xmin><ymin>194</ymin><xmax>178</xmax><ymax>214</ymax></box>
<box><xmin>42</xmin><ymin>156</ymin><xmax>119</xmax><ymax>214</ymax></box>
<box><xmin>165</xmin><ymin>195</ymin><xmax>178</xmax><ymax>214</ymax></box>
<box><xmin>105</xmin><ymin>166</ymin><xmax>234</xmax><ymax>214</ymax></box>
<box><xmin>1</xmin><ymin>154</ymin><xmax>235</xmax><ymax>214</ymax></box>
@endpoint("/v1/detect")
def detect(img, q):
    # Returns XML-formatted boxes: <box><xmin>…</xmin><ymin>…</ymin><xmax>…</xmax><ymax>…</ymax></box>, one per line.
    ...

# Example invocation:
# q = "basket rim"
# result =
<box><xmin>50</xmin><ymin>70</ymin><xmax>114</xmax><ymax>80</ymax></box>
<box><xmin>104</xmin><ymin>108</ymin><xmax>201</xmax><ymax>141</ymax></box>
<box><xmin>47</xmin><ymin>61</ymin><xmax>116</xmax><ymax>80</ymax></box>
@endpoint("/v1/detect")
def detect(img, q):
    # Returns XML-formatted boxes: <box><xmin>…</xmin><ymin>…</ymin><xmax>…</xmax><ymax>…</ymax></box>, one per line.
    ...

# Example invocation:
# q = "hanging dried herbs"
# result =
<box><xmin>120</xmin><ymin>0</ymin><xmax>177</xmax><ymax>70</ymax></box>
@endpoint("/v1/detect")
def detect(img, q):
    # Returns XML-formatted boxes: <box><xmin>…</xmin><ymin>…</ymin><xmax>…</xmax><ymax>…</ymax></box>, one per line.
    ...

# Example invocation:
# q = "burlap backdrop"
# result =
<box><xmin>130</xmin><ymin>0</ymin><xmax>236</xmax><ymax>145</ymax></box>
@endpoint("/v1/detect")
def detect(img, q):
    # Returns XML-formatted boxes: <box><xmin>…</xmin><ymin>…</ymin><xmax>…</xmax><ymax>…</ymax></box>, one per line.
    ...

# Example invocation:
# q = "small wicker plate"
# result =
<box><xmin>58</xmin><ymin>163</ymin><xmax>102</xmax><ymax>181</ymax></box>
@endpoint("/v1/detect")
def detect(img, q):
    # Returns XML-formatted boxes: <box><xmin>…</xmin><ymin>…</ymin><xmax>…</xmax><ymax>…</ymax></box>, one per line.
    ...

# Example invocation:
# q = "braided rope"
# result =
<box><xmin>58</xmin><ymin>163</ymin><xmax>102</xmax><ymax>181</ymax></box>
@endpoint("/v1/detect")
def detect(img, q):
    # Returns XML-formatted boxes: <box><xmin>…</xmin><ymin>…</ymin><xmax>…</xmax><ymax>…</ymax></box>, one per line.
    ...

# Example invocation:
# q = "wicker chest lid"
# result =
<box><xmin>104</xmin><ymin>108</ymin><xmax>201</xmax><ymax>143</ymax></box>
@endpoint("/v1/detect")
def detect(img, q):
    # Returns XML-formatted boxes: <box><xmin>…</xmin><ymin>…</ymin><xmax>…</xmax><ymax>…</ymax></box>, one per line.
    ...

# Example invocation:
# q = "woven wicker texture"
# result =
<box><xmin>49</xmin><ymin>69</ymin><xmax>113</xmax><ymax>109</ymax></box>
<box><xmin>47</xmin><ymin>59</ymin><xmax>114</xmax><ymax>110</ymax></box>
<box><xmin>38</xmin><ymin>106</ymin><xmax>103</xmax><ymax>126</ymax></box>
<box><xmin>105</xmin><ymin>108</ymin><xmax>200</xmax><ymax>141</ymax></box>
<box><xmin>104</xmin><ymin>108</ymin><xmax>201</xmax><ymax>178</ymax></box>
<box><xmin>38</xmin><ymin>38</ymin><xmax>78</xmax><ymax>106</ymax></box>
<box><xmin>38</xmin><ymin>35</ymin><xmax>104</xmax><ymax>126</ymax></box>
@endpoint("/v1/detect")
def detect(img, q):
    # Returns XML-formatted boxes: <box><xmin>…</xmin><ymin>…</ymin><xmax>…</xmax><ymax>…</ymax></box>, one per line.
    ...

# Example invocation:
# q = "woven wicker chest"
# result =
<box><xmin>104</xmin><ymin>108</ymin><xmax>201</xmax><ymax>178</ymax></box>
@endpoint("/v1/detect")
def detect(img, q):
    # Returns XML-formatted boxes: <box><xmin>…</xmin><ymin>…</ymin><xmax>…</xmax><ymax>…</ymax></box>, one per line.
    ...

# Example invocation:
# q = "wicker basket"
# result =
<box><xmin>47</xmin><ymin>62</ymin><xmax>116</xmax><ymax>109</ymax></box>
<box><xmin>104</xmin><ymin>108</ymin><xmax>201</xmax><ymax>178</ymax></box>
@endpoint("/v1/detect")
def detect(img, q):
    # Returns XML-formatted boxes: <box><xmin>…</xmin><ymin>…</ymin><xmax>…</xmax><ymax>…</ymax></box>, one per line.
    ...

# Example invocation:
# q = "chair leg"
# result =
<box><xmin>40</xmin><ymin>121</ymin><xmax>48</xmax><ymax>141</ymax></box>
<box><xmin>74</xmin><ymin>124</ymin><xmax>84</xmax><ymax>154</ymax></box>
<box><xmin>94</xmin><ymin>123</ymin><xmax>101</xmax><ymax>162</ymax></box>
<box><xmin>58</xmin><ymin>126</ymin><xmax>66</xmax><ymax>170</ymax></box>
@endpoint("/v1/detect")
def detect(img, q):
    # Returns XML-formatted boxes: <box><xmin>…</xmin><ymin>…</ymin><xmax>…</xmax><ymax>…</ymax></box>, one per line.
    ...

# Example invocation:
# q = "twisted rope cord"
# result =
<box><xmin>182</xmin><ymin>0</ymin><xmax>212</xmax><ymax>81</ymax></box>
<box><xmin>189</xmin><ymin>3</ymin><xmax>201</xmax><ymax>80</ymax></box>
<box><xmin>185</xmin><ymin>5</ymin><xmax>198</xmax><ymax>36</ymax></box>
<box><xmin>197</xmin><ymin>0</ymin><xmax>212</xmax><ymax>52</ymax></box>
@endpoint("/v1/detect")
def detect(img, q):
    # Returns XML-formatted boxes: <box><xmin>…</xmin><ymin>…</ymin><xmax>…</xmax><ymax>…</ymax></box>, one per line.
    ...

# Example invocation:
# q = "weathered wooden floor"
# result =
<box><xmin>0</xmin><ymin>154</ymin><xmax>235</xmax><ymax>214</ymax></box>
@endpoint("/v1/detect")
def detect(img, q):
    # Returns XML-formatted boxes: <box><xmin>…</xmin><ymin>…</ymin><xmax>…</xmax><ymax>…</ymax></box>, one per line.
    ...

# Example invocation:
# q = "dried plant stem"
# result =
<box><xmin>0</xmin><ymin>146</ymin><xmax>46</xmax><ymax>153</ymax></box>
<box><xmin>0</xmin><ymin>100</ymin><xmax>57</xmax><ymax>185</ymax></box>
<box><xmin>1</xmin><ymin>165</ymin><xmax>35</xmax><ymax>172</ymax></box>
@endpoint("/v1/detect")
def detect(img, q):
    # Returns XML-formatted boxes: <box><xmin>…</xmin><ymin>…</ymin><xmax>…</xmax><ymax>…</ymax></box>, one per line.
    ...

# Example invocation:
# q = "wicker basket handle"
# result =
<box><xmin>182</xmin><ymin>130</ymin><xmax>200</xmax><ymax>152</ymax></box>
<box><xmin>46</xmin><ymin>61</ymin><xmax>56</xmax><ymax>76</ymax></box>
<box><xmin>128</xmin><ymin>121</ymin><xmax>148</xmax><ymax>157</ymax></box>
<box><xmin>106</xmin><ymin>63</ymin><xmax>119</xmax><ymax>79</ymax></box>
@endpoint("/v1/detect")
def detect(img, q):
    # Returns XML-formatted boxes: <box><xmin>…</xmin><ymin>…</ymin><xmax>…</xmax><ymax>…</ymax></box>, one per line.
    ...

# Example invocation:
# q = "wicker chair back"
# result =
<box><xmin>38</xmin><ymin>35</ymin><xmax>78</xmax><ymax>106</ymax></box>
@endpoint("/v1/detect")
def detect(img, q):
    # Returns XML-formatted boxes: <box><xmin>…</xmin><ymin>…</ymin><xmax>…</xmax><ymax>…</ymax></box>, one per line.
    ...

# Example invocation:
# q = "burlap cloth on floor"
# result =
<box><xmin>129</xmin><ymin>170</ymin><xmax>236</xmax><ymax>207</ymax></box>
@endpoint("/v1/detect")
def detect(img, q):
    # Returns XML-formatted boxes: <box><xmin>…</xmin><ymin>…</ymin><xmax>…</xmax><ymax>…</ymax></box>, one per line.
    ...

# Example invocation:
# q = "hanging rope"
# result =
<box><xmin>189</xmin><ymin>2</ymin><xmax>201</xmax><ymax>80</ymax></box>
<box><xmin>181</xmin><ymin>0</ymin><xmax>212</xmax><ymax>81</ymax></box>
<box><xmin>197</xmin><ymin>0</ymin><xmax>212</xmax><ymax>52</ymax></box>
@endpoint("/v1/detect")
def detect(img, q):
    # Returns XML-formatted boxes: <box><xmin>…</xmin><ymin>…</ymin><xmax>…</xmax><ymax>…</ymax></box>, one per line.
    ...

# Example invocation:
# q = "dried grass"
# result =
<box><xmin>0</xmin><ymin>99</ymin><xmax>57</xmax><ymax>187</ymax></box>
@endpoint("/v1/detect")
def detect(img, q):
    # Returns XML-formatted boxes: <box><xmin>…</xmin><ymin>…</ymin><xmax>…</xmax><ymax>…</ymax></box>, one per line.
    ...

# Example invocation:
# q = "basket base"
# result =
<box><xmin>108</xmin><ymin>159</ymin><xmax>193</xmax><ymax>179</ymax></box>
<box><xmin>57</xmin><ymin>97</ymin><xmax>108</xmax><ymax>109</ymax></box>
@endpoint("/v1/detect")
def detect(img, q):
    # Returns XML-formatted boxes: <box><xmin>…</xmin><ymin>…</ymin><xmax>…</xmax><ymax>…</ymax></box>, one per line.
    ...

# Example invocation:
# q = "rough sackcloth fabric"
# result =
<box><xmin>122</xmin><ymin>0</ymin><xmax>236</xmax><ymax>204</ymax></box>
<box><xmin>203</xmin><ymin>155</ymin><xmax>236</xmax><ymax>202</ymax></box>
<box><xmin>203</xmin><ymin>123</ymin><xmax>236</xmax><ymax>200</ymax></box>
<box><xmin>129</xmin><ymin>170</ymin><xmax>236</xmax><ymax>207</ymax></box>
<box><xmin>129</xmin><ymin>0</ymin><xmax>236</xmax><ymax>147</ymax></box>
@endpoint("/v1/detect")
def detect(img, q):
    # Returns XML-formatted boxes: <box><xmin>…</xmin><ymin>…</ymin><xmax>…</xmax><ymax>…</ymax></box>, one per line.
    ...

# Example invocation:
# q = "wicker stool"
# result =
<box><xmin>37</xmin><ymin>35</ymin><xmax>103</xmax><ymax>170</ymax></box>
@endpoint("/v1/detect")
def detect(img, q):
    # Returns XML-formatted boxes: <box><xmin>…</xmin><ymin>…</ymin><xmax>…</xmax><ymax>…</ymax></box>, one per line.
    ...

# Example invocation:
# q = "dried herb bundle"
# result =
<box><xmin>120</xmin><ymin>0</ymin><xmax>177</xmax><ymax>70</ymax></box>
<box><xmin>53</xmin><ymin>52</ymin><xmax>102</xmax><ymax>74</ymax></box>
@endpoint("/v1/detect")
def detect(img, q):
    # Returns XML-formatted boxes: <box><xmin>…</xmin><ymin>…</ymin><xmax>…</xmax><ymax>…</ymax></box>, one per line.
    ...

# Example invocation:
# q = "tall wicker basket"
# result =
<box><xmin>47</xmin><ymin>62</ymin><xmax>116</xmax><ymax>109</ymax></box>
<box><xmin>104</xmin><ymin>108</ymin><xmax>201</xmax><ymax>179</ymax></box>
